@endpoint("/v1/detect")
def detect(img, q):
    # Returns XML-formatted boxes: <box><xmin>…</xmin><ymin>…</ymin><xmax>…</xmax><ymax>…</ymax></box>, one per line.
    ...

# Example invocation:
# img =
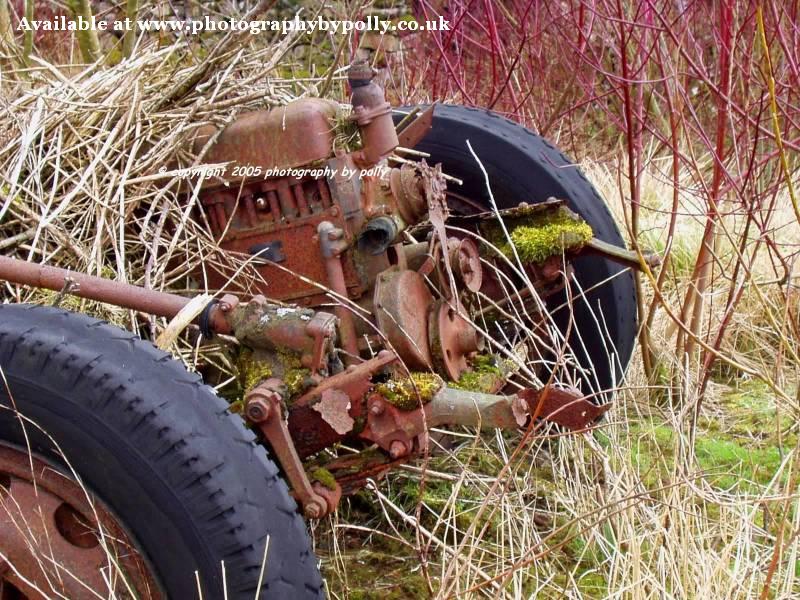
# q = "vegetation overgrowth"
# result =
<box><xmin>0</xmin><ymin>1</ymin><xmax>798</xmax><ymax>598</ymax></box>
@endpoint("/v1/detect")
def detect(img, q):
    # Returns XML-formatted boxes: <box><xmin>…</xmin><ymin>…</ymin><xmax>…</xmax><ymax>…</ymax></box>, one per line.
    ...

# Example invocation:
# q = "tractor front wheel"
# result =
<box><xmin>0</xmin><ymin>304</ymin><xmax>323</xmax><ymax>599</ymax></box>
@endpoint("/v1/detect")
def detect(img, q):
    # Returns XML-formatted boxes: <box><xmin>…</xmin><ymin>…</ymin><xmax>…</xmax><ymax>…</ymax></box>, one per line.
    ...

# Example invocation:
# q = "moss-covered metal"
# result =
<box><xmin>309</xmin><ymin>467</ymin><xmax>338</xmax><ymax>491</ymax></box>
<box><xmin>237</xmin><ymin>347</ymin><xmax>274</xmax><ymax>393</ymax></box>
<box><xmin>373</xmin><ymin>372</ymin><xmax>444</xmax><ymax>411</ymax></box>
<box><xmin>451</xmin><ymin>354</ymin><xmax>505</xmax><ymax>393</ymax></box>
<box><xmin>236</xmin><ymin>346</ymin><xmax>311</xmax><ymax>398</ymax></box>
<box><xmin>482</xmin><ymin>206</ymin><xmax>593</xmax><ymax>263</ymax></box>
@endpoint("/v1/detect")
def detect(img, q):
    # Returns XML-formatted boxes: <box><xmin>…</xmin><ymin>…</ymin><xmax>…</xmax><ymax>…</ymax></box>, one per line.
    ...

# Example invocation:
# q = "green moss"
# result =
<box><xmin>629</xmin><ymin>386</ymin><xmax>794</xmax><ymax>494</ymax></box>
<box><xmin>320</xmin><ymin>544</ymin><xmax>429</xmax><ymax>599</ymax></box>
<box><xmin>374</xmin><ymin>372</ymin><xmax>444</xmax><ymax>411</ymax></box>
<box><xmin>695</xmin><ymin>437</ymin><xmax>786</xmax><ymax>491</ymax></box>
<box><xmin>235</xmin><ymin>346</ymin><xmax>312</xmax><ymax>400</ymax></box>
<box><xmin>391</xmin><ymin>447</ymin><xmax>508</xmax><ymax>535</ymax></box>
<box><xmin>284</xmin><ymin>367</ymin><xmax>311</xmax><ymax>397</ymax></box>
<box><xmin>276</xmin><ymin>348</ymin><xmax>302</xmax><ymax>370</ymax></box>
<box><xmin>237</xmin><ymin>348</ymin><xmax>273</xmax><ymax>392</ymax></box>
<box><xmin>451</xmin><ymin>371</ymin><xmax>502</xmax><ymax>393</ymax></box>
<box><xmin>310</xmin><ymin>467</ymin><xmax>337</xmax><ymax>491</ymax></box>
<box><xmin>451</xmin><ymin>354</ymin><xmax>504</xmax><ymax>393</ymax></box>
<box><xmin>104</xmin><ymin>47</ymin><xmax>122</xmax><ymax>66</ymax></box>
<box><xmin>484</xmin><ymin>207</ymin><xmax>593</xmax><ymax>264</ymax></box>
<box><xmin>30</xmin><ymin>291</ymin><xmax>126</xmax><ymax>327</ymax></box>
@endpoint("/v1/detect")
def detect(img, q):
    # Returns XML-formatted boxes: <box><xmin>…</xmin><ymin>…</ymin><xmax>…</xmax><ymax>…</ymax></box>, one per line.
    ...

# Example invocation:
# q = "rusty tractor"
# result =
<box><xmin>0</xmin><ymin>61</ymin><xmax>653</xmax><ymax>598</ymax></box>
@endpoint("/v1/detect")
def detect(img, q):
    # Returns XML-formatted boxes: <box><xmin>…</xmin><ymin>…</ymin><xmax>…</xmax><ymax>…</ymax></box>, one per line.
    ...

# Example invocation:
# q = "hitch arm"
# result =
<box><xmin>585</xmin><ymin>238</ymin><xmax>661</xmax><ymax>271</ymax></box>
<box><xmin>245</xmin><ymin>380</ymin><xmax>341</xmax><ymax>519</ymax></box>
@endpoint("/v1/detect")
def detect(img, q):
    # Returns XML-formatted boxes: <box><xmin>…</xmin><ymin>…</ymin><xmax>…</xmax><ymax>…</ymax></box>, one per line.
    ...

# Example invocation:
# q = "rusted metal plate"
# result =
<box><xmin>396</xmin><ymin>104</ymin><xmax>435</xmax><ymax>149</ymax></box>
<box><xmin>428</xmin><ymin>299</ymin><xmax>483</xmax><ymax>381</ymax></box>
<box><xmin>324</xmin><ymin>449</ymin><xmax>400</xmax><ymax>496</ymax></box>
<box><xmin>289</xmin><ymin>352</ymin><xmax>397</xmax><ymax>458</ymax></box>
<box><xmin>374</xmin><ymin>268</ymin><xmax>434</xmax><ymax>370</ymax></box>
<box><xmin>201</xmin><ymin>201</ymin><xmax>368</xmax><ymax>305</ymax></box>
<box><xmin>246</xmin><ymin>381</ymin><xmax>332</xmax><ymax>519</ymax></box>
<box><xmin>518</xmin><ymin>387</ymin><xmax>610</xmax><ymax>430</ymax></box>
<box><xmin>313</xmin><ymin>388</ymin><xmax>354</xmax><ymax>435</ymax></box>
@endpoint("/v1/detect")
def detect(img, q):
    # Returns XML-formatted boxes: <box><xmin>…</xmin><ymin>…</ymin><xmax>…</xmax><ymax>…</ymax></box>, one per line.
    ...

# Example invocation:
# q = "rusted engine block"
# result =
<box><xmin>189</xmin><ymin>63</ymin><xmax>479</xmax><ymax>378</ymax></box>
<box><xmin>192</xmin><ymin>75</ymin><xmax>429</xmax><ymax>309</ymax></box>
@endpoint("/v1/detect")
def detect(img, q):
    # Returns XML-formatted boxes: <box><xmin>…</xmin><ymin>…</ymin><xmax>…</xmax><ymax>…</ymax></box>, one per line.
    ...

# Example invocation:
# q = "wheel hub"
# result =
<box><xmin>0</xmin><ymin>443</ymin><xmax>160</xmax><ymax>599</ymax></box>
<box><xmin>429</xmin><ymin>299</ymin><xmax>485</xmax><ymax>380</ymax></box>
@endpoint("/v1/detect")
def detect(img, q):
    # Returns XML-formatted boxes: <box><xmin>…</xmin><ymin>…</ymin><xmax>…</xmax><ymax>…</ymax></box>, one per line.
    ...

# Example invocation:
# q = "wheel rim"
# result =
<box><xmin>0</xmin><ymin>443</ymin><xmax>161</xmax><ymax>599</ymax></box>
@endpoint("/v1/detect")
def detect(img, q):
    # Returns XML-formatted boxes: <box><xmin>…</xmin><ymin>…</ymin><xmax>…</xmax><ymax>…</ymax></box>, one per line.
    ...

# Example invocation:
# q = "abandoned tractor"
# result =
<box><xmin>0</xmin><ymin>62</ymin><xmax>649</xmax><ymax>598</ymax></box>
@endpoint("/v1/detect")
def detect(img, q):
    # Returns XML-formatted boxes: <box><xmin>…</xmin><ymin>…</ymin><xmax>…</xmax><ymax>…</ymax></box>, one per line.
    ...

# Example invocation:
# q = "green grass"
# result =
<box><xmin>321</xmin><ymin>534</ymin><xmax>429</xmax><ymax>599</ymax></box>
<box><xmin>628</xmin><ymin>379</ymin><xmax>793</xmax><ymax>493</ymax></box>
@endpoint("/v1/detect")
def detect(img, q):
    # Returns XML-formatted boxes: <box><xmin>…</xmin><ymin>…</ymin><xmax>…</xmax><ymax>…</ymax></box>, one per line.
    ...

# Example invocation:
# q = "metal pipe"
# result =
<box><xmin>317</xmin><ymin>222</ymin><xmax>359</xmax><ymax>362</ymax></box>
<box><xmin>425</xmin><ymin>387</ymin><xmax>522</xmax><ymax>430</ymax></box>
<box><xmin>276</xmin><ymin>180</ymin><xmax>298</xmax><ymax>219</ymax></box>
<box><xmin>293</xmin><ymin>183</ymin><xmax>310</xmax><ymax>217</ymax></box>
<box><xmin>348</xmin><ymin>60</ymin><xmax>398</xmax><ymax>167</ymax></box>
<box><xmin>0</xmin><ymin>256</ymin><xmax>190</xmax><ymax>318</ymax></box>
<box><xmin>585</xmin><ymin>238</ymin><xmax>662</xmax><ymax>270</ymax></box>
<box><xmin>266</xmin><ymin>189</ymin><xmax>281</xmax><ymax>222</ymax></box>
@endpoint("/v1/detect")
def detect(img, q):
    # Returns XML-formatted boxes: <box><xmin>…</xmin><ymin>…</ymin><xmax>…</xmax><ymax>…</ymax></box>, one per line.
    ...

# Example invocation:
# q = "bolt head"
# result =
<box><xmin>245</xmin><ymin>398</ymin><xmax>272</xmax><ymax>423</ymax></box>
<box><xmin>389</xmin><ymin>440</ymin><xmax>408</xmax><ymax>459</ymax></box>
<box><xmin>304</xmin><ymin>501</ymin><xmax>323</xmax><ymax>519</ymax></box>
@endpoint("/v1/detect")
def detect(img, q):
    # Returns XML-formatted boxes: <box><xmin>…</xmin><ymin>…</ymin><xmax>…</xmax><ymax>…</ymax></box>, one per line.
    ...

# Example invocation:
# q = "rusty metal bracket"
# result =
<box><xmin>245</xmin><ymin>379</ymin><xmax>341</xmax><ymax>518</ymax></box>
<box><xmin>396</xmin><ymin>104</ymin><xmax>436</xmax><ymax>149</ymax></box>
<box><xmin>293</xmin><ymin>350</ymin><xmax>397</xmax><ymax>409</ymax></box>
<box><xmin>518</xmin><ymin>387</ymin><xmax>610</xmax><ymax>430</ymax></box>
<box><xmin>317</xmin><ymin>221</ymin><xmax>360</xmax><ymax>362</ymax></box>
<box><xmin>322</xmin><ymin>450</ymin><xmax>401</xmax><ymax>496</ymax></box>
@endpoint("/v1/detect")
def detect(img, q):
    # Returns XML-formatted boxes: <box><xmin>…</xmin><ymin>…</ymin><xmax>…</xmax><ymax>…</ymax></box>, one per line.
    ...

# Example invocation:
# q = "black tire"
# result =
<box><xmin>395</xmin><ymin>104</ymin><xmax>637</xmax><ymax>399</ymax></box>
<box><xmin>0</xmin><ymin>304</ymin><xmax>323</xmax><ymax>599</ymax></box>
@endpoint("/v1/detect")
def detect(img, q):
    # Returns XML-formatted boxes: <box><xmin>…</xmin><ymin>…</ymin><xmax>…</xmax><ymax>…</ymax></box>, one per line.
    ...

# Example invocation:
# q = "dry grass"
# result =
<box><xmin>314</xmin><ymin>163</ymin><xmax>800</xmax><ymax>599</ymax></box>
<box><xmin>0</xmin><ymin>27</ymin><xmax>345</xmax><ymax>344</ymax></box>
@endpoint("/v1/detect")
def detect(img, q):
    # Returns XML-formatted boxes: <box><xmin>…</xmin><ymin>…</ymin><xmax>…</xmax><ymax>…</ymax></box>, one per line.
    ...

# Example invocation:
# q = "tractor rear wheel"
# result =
<box><xmin>0</xmin><ymin>304</ymin><xmax>323</xmax><ymax>599</ymax></box>
<box><xmin>396</xmin><ymin>105</ymin><xmax>638</xmax><ymax>399</ymax></box>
